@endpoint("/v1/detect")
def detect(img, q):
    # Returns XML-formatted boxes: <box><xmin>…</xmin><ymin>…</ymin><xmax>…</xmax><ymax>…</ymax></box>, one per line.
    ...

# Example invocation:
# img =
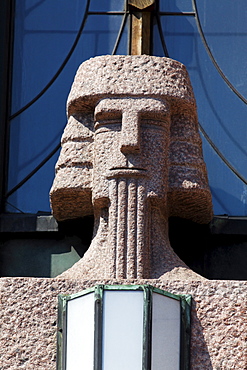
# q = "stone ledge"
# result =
<box><xmin>0</xmin><ymin>214</ymin><xmax>58</xmax><ymax>233</ymax></box>
<box><xmin>2</xmin><ymin>214</ymin><xmax>247</xmax><ymax>236</ymax></box>
<box><xmin>0</xmin><ymin>278</ymin><xmax>246</xmax><ymax>369</ymax></box>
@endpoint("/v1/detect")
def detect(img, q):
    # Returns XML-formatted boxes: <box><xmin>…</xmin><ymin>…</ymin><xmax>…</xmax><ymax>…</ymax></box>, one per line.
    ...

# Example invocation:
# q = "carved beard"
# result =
<box><xmin>59</xmin><ymin>170</ymin><xmax>194</xmax><ymax>280</ymax></box>
<box><xmin>106</xmin><ymin>176</ymin><xmax>150</xmax><ymax>279</ymax></box>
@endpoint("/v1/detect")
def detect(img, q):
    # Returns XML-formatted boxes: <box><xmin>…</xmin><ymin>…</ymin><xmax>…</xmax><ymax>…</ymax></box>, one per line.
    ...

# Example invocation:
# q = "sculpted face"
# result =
<box><xmin>51</xmin><ymin>56</ymin><xmax>212</xmax><ymax>225</ymax></box>
<box><xmin>92</xmin><ymin>97</ymin><xmax>170</xmax><ymax>204</ymax></box>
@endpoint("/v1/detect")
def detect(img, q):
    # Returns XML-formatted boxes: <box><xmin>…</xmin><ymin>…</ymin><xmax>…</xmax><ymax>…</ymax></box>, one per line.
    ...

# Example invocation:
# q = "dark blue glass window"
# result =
<box><xmin>6</xmin><ymin>0</ymin><xmax>247</xmax><ymax>217</ymax></box>
<box><xmin>154</xmin><ymin>0</ymin><xmax>247</xmax><ymax>216</ymax></box>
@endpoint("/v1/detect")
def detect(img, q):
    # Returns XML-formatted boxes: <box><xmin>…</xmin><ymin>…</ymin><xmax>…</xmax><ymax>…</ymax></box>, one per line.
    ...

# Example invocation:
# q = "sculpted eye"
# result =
<box><xmin>95</xmin><ymin>110</ymin><xmax>121</xmax><ymax>120</ymax></box>
<box><xmin>95</xmin><ymin>118</ymin><xmax>122</xmax><ymax>132</ymax></box>
<box><xmin>94</xmin><ymin>111</ymin><xmax>122</xmax><ymax>132</ymax></box>
<box><xmin>141</xmin><ymin>118</ymin><xmax>168</xmax><ymax>130</ymax></box>
<box><xmin>139</xmin><ymin>111</ymin><xmax>169</xmax><ymax>129</ymax></box>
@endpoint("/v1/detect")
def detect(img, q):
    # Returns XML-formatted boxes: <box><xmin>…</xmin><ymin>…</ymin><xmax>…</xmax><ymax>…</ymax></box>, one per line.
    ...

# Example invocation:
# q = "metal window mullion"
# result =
<box><xmin>88</xmin><ymin>11</ymin><xmax>127</xmax><ymax>15</ymax></box>
<box><xmin>0</xmin><ymin>0</ymin><xmax>15</xmax><ymax>212</ymax></box>
<box><xmin>94</xmin><ymin>285</ymin><xmax>103</xmax><ymax>370</ymax></box>
<box><xmin>159</xmin><ymin>12</ymin><xmax>195</xmax><ymax>16</ymax></box>
<box><xmin>111</xmin><ymin>11</ymin><xmax>129</xmax><ymax>55</ymax></box>
<box><xmin>179</xmin><ymin>296</ymin><xmax>191</xmax><ymax>370</ymax></box>
<box><xmin>10</xmin><ymin>0</ymin><xmax>91</xmax><ymax>121</ymax></box>
<box><xmin>142</xmin><ymin>286</ymin><xmax>152</xmax><ymax>370</ymax></box>
<box><xmin>57</xmin><ymin>295</ymin><xmax>67</xmax><ymax>370</ymax></box>
<box><xmin>128</xmin><ymin>7</ymin><xmax>133</xmax><ymax>54</ymax></box>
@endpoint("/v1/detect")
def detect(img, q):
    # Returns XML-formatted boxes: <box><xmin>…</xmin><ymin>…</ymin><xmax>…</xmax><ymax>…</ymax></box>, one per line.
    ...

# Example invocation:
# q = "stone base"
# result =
<box><xmin>0</xmin><ymin>278</ymin><xmax>246</xmax><ymax>369</ymax></box>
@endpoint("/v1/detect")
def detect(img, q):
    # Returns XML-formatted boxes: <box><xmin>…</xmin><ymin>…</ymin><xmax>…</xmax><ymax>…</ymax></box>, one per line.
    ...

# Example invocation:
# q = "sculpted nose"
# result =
<box><xmin>120</xmin><ymin>111</ymin><xmax>140</xmax><ymax>154</ymax></box>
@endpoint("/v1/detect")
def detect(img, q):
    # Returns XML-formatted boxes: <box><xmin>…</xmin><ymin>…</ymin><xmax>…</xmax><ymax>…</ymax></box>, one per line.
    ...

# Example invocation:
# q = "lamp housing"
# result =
<box><xmin>57</xmin><ymin>284</ymin><xmax>191</xmax><ymax>370</ymax></box>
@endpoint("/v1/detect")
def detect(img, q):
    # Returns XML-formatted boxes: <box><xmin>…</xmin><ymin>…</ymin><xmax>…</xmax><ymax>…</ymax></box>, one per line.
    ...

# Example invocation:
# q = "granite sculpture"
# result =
<box><xmin>50</xmin><ymin>55</ymin><xmax>213</xmax><ymax>279</ymax></box>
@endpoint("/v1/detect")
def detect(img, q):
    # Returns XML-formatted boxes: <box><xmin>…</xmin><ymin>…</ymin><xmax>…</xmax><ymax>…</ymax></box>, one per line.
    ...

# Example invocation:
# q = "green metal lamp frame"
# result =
<box><xmin>57</xmin><ymin>284</ymin><xmax>191</xmax><ymax>370</ymax></box>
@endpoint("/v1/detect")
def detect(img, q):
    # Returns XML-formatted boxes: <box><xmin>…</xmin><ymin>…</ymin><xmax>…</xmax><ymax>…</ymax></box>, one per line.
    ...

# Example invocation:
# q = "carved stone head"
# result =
<box><xmin>50</xmin><ymin>55</ymin><xmax>212</xmax><ymax>224</ymax></box>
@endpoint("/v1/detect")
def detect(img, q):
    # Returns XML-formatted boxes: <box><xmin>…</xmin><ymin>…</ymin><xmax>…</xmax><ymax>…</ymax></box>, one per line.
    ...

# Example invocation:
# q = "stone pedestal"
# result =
<box><xmin>0</xmin><ymin>277</ymin><xmax>246</xmax><ymax>369</ymax></box>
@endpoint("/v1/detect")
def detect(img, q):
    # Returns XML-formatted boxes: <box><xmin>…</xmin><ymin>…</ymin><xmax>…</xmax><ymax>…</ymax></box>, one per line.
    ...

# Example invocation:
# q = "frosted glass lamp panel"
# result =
<box><xmin>151</xmin><ymin>293</ymin><xmax>181</xmax><ymax>370</ymax></box>
<box><xmin>102</xmin><ymin>291</ymin><xmax>144</xmax><ymax>370</ymax></box>
<box><xmin>66</xmin><ymin>293</ymin><xmax>95</xmax><ymax>370</ymax></box>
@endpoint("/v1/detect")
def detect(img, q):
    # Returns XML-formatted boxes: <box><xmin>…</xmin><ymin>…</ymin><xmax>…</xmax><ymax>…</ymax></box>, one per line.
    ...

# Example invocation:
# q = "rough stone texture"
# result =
<box><xmin>66</xmin><ymin>55</ymin><xmax>195</xmax><ymax>115</ymax></box>
<box><xmin>51</xmin><ymin>55</ymin><xmax>212</xmax><ymax>223</ymax></box>
<box><xmin>50</xmin><ymin>55</ymin><xmax>213</xmax><ymax>280</ymax></box>
<box><xmin>0</xmin><ymin>278</ymin><xmax>246</xmax><ymax>369</ymax></box>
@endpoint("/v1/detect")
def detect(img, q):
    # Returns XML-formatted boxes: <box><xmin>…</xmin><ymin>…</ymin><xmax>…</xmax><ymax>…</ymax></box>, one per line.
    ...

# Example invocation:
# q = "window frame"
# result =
<box><xmin>0</xmin><ymin>0</ymin><xmax>15</xmax><ymax>213</ymax></box>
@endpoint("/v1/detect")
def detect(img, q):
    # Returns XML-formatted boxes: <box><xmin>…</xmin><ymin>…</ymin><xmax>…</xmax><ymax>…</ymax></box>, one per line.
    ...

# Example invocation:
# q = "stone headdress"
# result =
<box><xmin>50</xmin><ymin>55</ymin><xmax>212</xmax><ymax>224</ymax></box>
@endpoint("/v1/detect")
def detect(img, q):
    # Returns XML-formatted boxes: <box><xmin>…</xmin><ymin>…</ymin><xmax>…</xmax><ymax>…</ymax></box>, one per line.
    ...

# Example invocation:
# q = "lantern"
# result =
<box><xmin>57</xmin><ymin>285</ymin><xmax>191</xmax><ymax>370</ymax></box>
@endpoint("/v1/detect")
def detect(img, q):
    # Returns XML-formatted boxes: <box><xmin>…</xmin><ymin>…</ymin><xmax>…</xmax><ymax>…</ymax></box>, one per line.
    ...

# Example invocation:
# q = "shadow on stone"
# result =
<box><xmin>190</xmin><ymin>299</ymin><xmax>213</xmax><ymax>369</ymax></box>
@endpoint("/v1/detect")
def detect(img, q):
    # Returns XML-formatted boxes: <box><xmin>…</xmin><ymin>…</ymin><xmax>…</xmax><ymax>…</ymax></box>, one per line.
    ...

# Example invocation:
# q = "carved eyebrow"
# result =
<box><xmin>137</xmin><ymin>103</ymin><xmax>168</xmax><ymax>112</ymax></box>
<box><xmin>139</xmin><ymin>109</ymin><xmax>168</xmax><ymax>118</ymax></box>
<box><xmin>95</xmin><ymin>107</ymin><xmax>168</xmax><ymax>119</ymax></box>
<box><xmin>94</xmin><ymin>99</ymin><xmax>122</xmax><ymax>116</ymax></box>
<box><xmin>95</xmin><ymin>97</ymin><xmax>168</xmax><ymax>109</ymax></box>
<box><xmin>94</xmin><ymin>110</ymin><xmax>122</xmax><ymax>121</ymax></box>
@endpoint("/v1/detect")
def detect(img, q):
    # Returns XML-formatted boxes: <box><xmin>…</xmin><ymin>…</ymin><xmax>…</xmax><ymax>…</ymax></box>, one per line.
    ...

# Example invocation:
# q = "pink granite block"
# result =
<box><xmin>0</xmin><ymin>278</ymin><xmax>246</xmax><ymax>369</ymax></box>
